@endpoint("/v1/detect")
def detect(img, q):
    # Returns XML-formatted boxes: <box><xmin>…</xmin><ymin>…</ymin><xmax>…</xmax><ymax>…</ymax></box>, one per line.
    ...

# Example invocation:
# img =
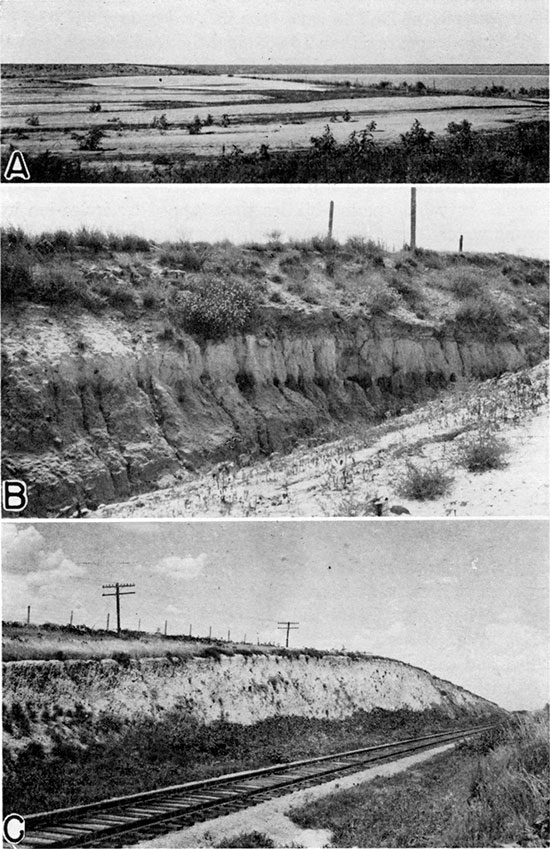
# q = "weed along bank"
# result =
<box><xmin>2</xmin><ymin>520</ymin><xmax>548</xmax><ymax>848</ymax></box>
<box><xmin>1</xmin><ymin>2</ymin><xmax>549</xmax><ymax>847</ymax></box>
<box><xmin>2</xmin><ymin>213</ymin><xmax>548</xmax><ymax>519</ymax></box>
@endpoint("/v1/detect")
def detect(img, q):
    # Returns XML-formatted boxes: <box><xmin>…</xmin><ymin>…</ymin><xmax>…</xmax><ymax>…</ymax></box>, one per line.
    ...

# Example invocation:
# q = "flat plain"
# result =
<box><xmin>1</xmin><ymin>63</ymin><xmax>547</xmax><ymax>180</ymax></box>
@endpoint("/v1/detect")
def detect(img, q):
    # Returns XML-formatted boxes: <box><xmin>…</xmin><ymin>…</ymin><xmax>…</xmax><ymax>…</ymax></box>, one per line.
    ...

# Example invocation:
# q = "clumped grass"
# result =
<box><xmin>398</xmin><ymin>462</ymin><xmax>454</xmax><ymax>500</ymax></box>
<box><xmin>172</xmin><ymin>275</ymin><xmax>259</xmax><ymax>340</ymax></box>
<box><xmin>455</xmin><ymin>292</ymin><xmax>509</xmax><ymax>340</ymax></box>
<box><xmin>345</xmin><ymin>236</ymin><xmax>386</xmax><ymax>264</ymax></box>
<box><xmin>159</xmin><ymin>242</ymin><xmax>206</xmax><ymax>271</ymax></box>
<box><xmin>444</xmin><ymin>268</ymin><xmax>482</xmax><ymax>299</ymax></box>
<box><xmin>458</xmin><ymin>431</ymin><xmax>510</xmax><ymax>473</ymax></box>
<box><xmin>359</xmin><ymin>274</ymin><xmax>401</xmax><ymax>315</ymax></box>
<box><xmin>216</xmin><ymin>833</ymin><xmax>275</xmax><ymax>848</ymax></box>
<box><xmin>290</xmin><ymin>711</ymin><xmax>549</xmax><ymax>848</ymax></box>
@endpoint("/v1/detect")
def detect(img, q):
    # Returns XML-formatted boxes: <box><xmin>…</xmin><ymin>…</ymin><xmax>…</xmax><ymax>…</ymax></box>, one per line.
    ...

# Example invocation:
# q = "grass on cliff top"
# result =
<box><xmin>2</xmin><ymin>704</ymin><xmax>502</xmax><ymax>815</ymax></box>
<box><xmin>290</xmin><ymin>710</ymin><xmax>549</xmax><ymax>847</ymax></box>
<box><xmin>2</xmin><ymin>621</ymin><xmax>382</xmax><ymax>664</ymax></box>
<box><xmin>2</xmin><ymin>226</ymin><xmax>548</xmax><ymax>343</ymax></box>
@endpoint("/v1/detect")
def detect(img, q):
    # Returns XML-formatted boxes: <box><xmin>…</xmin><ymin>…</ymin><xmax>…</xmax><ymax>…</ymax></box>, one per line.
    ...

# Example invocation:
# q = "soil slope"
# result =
<box><xmin>2</xmin><ymin>237</ymin><xmax>547</xmax><ymax>516</ymax></box>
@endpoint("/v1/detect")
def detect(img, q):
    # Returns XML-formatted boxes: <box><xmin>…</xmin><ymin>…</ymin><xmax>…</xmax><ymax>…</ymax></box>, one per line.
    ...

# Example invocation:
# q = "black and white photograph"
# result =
<box><xmin>1</xmin><ymin>0</ymin><xmax>548</xmax><ymax>846</ymax></box>
<box><xmin>0</xmin><ymin>0</ymin><xmax>548</xmax><ymax>182</ymax></box>
<box><xmin>2</xmin><ymin>519</ymin><xmax>549</xmax><ymax>847</ymax></box>
<box><xmin>1</xmin><ymin>184</ymin><xmax>548</xmax><ymax>519</ymax></box>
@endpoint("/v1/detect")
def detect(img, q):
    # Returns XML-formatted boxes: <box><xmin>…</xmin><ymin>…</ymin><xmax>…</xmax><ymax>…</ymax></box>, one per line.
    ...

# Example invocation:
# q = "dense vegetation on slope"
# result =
<box><xmin>291</xmin><ymin>711</ymin><xmax>549</xmax><ymax>847</ymax></box>
<box><xmin>2</xmin><ymin>704</ymin><xmax>500</xmax><ymax>814</ymax></box>
<box><xmin>2</xmin><ymin>226</ymin><xmax>548</xmax><ymax>345</ymax></box>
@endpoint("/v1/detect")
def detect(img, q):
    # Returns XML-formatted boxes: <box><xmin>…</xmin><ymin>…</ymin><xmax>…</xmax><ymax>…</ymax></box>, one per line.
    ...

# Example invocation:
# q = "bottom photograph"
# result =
<box><xmin>2</xmin><ymin>519</ymin><xmax>548</xmax><ymax>849</ymax></box>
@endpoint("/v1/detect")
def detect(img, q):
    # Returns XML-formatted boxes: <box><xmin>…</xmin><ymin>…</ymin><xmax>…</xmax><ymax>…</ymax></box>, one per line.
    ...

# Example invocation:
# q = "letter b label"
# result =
<box><xmin>2</xmin><ymin>480</ymin><xmax>28</xmax><ymax>511</ymax></box>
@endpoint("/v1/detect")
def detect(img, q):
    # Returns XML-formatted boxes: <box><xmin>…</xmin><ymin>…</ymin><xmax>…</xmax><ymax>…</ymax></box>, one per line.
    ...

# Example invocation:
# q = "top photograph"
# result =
<box><xmin>0</xmin><ymin>0</ymin><xmax>548</xmax><ymax>183</ymax></box>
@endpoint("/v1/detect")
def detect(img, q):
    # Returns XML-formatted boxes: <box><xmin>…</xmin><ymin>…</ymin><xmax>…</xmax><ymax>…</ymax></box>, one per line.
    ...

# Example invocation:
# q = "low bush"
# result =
<box><xmin>1</xmin><ymin>247</ymin><xmax>35</xmax><ymax>302</ymax></box>
<box><xmin>172</xmin><ymin>276</ymin><xmax>259</xmax><ymax>340</ymax></box>
<box><xmin>216</xmin><ymin>833</ymin><xmax>275</xmax><ymax>848</ymax></box>
<box><xmin>32</xmin><ymin>266</ymin><xmax>85</xmax><ymax>306</ymax></box>
<box><xmin>445</xmin><ymin>269</ymin><xmax>482</xmax><ymax>299</ymax></box>
<box><xmin>455</xmin><ymin>292</ymin><xmax>509</xmax><ymax>339</ymax></box>
<box><xmin>107</xmin><ymin>233</ymin><xmax>151</xmax><ymax>253</ymax></box>
<box><xmin>74</xmin><ymin>227</ymin><xmax>106</xmax><ymax>253</ymax></box>
<box><xmin>159</xmin><ymin>243</ymin><xmax>206</xmax><ymax>271</ymax></box>
<box><xmin>458</xmin><ymin>431</ymin><xmax>510</xmax><ymax>473</ymax></box>
<box><xmin>360</xmin><ymin>274</ymin><xmax>401</xmax><ymax>315</ymax></box>
<box><xmin>397</xmin><ymin>462</ymin><xmax>454</xmax><ymax>500</ymax></box>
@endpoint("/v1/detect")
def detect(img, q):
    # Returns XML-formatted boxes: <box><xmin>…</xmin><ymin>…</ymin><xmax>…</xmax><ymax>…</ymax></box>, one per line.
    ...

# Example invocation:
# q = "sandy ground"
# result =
<box><xmin>95</xmin><ymin>368</ymin><xmax>548</xmax><ymax>520</ymax></box>
<box><xmin>132</xmin><ymin>742</ymin><xmax>455</xmax><ymax>849</ymax></box>
<box><xmin>2</xmin><ymin>72</ymin><xmax>546</xmax><ymax>163</ymax></box>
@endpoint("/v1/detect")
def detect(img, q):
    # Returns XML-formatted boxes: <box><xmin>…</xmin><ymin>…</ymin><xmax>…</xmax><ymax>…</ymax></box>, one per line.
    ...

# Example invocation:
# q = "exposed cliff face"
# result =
<box><xmin>2</xmin><ymin>653</ymin><xmax>502</xmax><ymax>749</ymax></box>
<box><xmin>1</xmin><ymin>305</ymin><xmax>542</xmax><ymax>516</ymax></box>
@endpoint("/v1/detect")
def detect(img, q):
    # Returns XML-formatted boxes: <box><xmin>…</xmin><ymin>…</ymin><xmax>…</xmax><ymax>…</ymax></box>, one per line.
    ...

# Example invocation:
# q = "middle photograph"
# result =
<box><xmin>1</xmin><ymin>183</ymin><xmax>548</xmax><ymax>519</ymax></box>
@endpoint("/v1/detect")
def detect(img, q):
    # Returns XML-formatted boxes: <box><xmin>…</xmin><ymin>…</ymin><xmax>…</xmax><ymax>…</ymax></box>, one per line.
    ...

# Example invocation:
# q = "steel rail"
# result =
<box><xmin>17</xmin><ymin>723</ymin><xmax>497</xmax><ymax>848</ymax></box>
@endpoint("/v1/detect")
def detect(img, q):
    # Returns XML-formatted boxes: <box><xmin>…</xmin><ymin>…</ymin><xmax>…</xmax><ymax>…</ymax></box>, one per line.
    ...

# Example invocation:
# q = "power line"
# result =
<box><xmin>277</xmin><ymin>621</ymin><xmax>299</xmax><ymax>648</ymax></box>
<box><xmin>102</xmin><ymin>582</ymin><xmax>136</xmax><ymax>635</ymax></box>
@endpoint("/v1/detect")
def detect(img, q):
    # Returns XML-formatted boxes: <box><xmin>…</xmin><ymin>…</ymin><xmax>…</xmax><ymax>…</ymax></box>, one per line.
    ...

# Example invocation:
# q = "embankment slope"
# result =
<box><xmin>2</xmin><ymin>237</ymin><xmax>547</xmax><ymax>515</ymax></box>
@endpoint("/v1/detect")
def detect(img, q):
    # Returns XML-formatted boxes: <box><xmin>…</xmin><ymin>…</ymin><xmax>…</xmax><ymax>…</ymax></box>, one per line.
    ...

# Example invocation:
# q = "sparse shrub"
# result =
<box><xmin>11</xmin><ymin>702</ymin><xmax>30</xmax><ymax>734</ymax></box>
<box><xmin>151</xmin><ymin>114</ymin><xmax>169</xmax><ymax>132</ymax></box>
<box><xmin>103</xmin><ymin>283</ymin><xmax>136</xmax><ymax>309</ymax></box>
<box><xmin>74</xmin><ymin>227</ymin><xmax>106</xmax><ymax>253</ymax></box>
<box><xmin>25</xmin><ymin>114</ymin><xmax>40</xmax><ymax>126</ymax></box>
<box><xmin>173</xmin><ymin>276</ymin><xmax>259</xmax><ymax>340</ymax></box>
<box><xmin>455</xmin><ymin>293</ymin><xmax>508</xmax><ymax>339</ymax></box>
<box><xmin>107</xmin><ymin>233</ymin><xmax>151</xmax><ymax>253</ymax></box>
<box><xmin>142</xmin><ymin>288</ymin><xmax>159</xmax><ymax>308</ymax></box>
<box><xmin>398</xmin><ymin>462</ymin><xmax>454</xmax><ymax>500</ymax></box>
<box><xmin>445</xmin><ymin>269</ymin><xmax>481</xmax><ymax>298</ymax></box>
<box><xmin>75</xmin><ymin>126</ymin><xmax>105</xmax><ymax>151</ymax></box>
<box><xmin>159</xmin><ymin>243</ymin><xmax>205</xmax><ymax>271</ymax></box>
<box><xmin>88</xmin><ymin>102</ymin><xmax>102</xmax><ymax>113</ymax></box>
<box><xmin>361</xmin><ymin>275</ymin><xmax>400</xmax><ymax>315</ymax></box>
<box><xmin>33</xmin><ymin>266</ymin><xmax>84</xmax><ymax>306</ymax></box>
<box><xmin>112</xmin><ymin>651</ymin><xmax>131</xmax><ymax>668</ymax></box>
<box><xmin>458</xmin><ymin>431</ymin><xmax>510</xmax><ymax>473</ymax></box>
<box><xmin>345</xmin><ymin>236</ymin><xmax>385</xmax><ymax>263</ymax></box>
<box><xmin>269</xmin><ymin>290</ymin><xmax>283</xmax><ymax>303</ymax></box>
<box><xmin>188</xmin><ymin>115</ymin><xmax>203</xmax><ymax>135</ymax></box>
<box><xmin>1</xmin><ymin>247</ymin><xmax>34</xmax><ymax>302</ymax></box>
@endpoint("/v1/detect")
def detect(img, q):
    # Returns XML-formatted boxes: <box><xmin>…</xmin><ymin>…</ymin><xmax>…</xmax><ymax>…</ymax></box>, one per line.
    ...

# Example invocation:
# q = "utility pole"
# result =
<box><xmin>410</xmin><ymin>187</ymin><xmax>417</xmax><ymax>250</ymax></box>
<box><xmin>459</xmin><ymin>234</ymin><xmax>464</xmax><ymax>253</ymax></box>
<box><xmin>277</xmin><ymin>621</ymin><xmax>299</xmax><ymax>648</ymax></box>
<box><xmin>328</xmin><ymin>200</ymin><xmax>334</xmax><ymax>241</ymax></box>
<box><xmin>164</xmin><ymin>620</ymin><xmax>168</xmax><ymax>636</ymax></box>
<box><xmin>69</xmin><ymin>610</ymin><xmax>74</xmax><ymax>627</ymax></box>
<box><xmin>209</xmin><ymin>625</ymin><xmax>212</xmax><ymax>640</ymax></box>
<box><xmin>102</xmin><ymin>582</ymin><xmax>135</xmax><ymax>636</ymax></box>
<box><xmin>26</xmin><ymin>605</ymin><xmax>31</xmax><ymax>625</ymax></box>
<box><xmin>106</xmin><ymin>612</ymin><xmax>110</xmax><ymax>631</ymax></box>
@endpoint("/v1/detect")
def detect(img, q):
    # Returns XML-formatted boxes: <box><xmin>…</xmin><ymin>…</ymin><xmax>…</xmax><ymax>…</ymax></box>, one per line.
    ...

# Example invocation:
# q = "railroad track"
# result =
<box><xmin>16</xmin><ymin>723</ymin><xmax>496</xmax><ymax>848</ymax></box>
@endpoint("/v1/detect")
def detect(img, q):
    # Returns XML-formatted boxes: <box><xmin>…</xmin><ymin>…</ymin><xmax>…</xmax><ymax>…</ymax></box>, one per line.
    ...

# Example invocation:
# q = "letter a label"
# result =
<box><xmin>3</xmin><ymin>150</ymin><xmax>30</xmax><ymax>181</ymax></box>
<box><xmin>2</xmin><ymin>480</ymin><xmax>29</xmax><ymax>511</ymax></box>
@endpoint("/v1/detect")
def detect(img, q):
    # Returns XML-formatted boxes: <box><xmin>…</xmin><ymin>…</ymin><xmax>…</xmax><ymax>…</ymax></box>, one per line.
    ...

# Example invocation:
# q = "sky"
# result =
<box><xmin>1</xmin><ymin>0</ymin><xmax>548</xmax><ymax>65</ymax></box>
<box><xmin>2</xmin><ymin>519</ymin><xmax>548</xmax><ymax>711</ymax></box>
<box><xmin>3</xmin><ymin>184</ymin><xmax>549</xmax><ymax>258</ymax></box>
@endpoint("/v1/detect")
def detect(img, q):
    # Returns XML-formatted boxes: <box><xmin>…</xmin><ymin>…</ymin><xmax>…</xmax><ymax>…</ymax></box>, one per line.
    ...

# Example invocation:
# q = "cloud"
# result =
<box><xmin>2</xmin><ymin>525</ymin><xmax>86</xmax><ymax>620</ymax></box>
<box><xmin>155</xmin><ymin>553</ymin><xmax>207</xmax><ymax>580</ymax></box>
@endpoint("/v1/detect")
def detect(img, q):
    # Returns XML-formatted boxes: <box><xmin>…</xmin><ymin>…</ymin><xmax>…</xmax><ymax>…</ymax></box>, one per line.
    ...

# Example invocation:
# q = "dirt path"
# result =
<box><xmin>132</xmin><ymin>742</ymin><xmax>455</xmax><ymax>849</ymax></box>
<box><xmin>95</xmin><ymin>364</ymin><xmax>548</xmax><ymax>520</ymax></box>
